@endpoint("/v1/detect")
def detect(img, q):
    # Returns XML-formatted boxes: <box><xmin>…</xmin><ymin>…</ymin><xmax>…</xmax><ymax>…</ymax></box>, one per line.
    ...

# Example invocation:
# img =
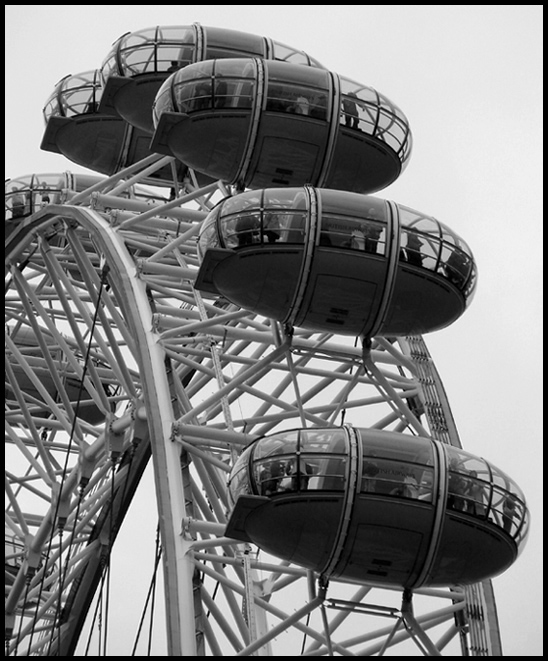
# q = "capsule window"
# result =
<box><xmin>376</xmin><ymin>107</ymin><xmax>409</xmax><ymax>152</ymax></box>
<box><xmin>197</xmin><ymin>213</ymin><xmax>220</xmax><ymax>259</ymax></box>
<box><xmin>489</xmin><ymin>486</ymin><xmax>520</xmax><ymax>533</ymax></box>
<box><xmin>121</xmin><ymin>46</ymin><xmax>157</xmax><ymax>75</ymax></box>
<box><xmin>156</xmin><ymin>45</ymin><xmax>194</xmax><ymax>72</ymax></box>
<box><xmin>516</xmin><ymin>508</ymin><xmax>530</xmax><ymax>547</ymax></box>
<box><xmin>6</xmin><ymin>175</ymin><xmax>64</xmax><ymax>221</ymax></box>
<box><xmin>299</xmin><ymin>428</ymin><xmax>347</xmax><ymax>453</ymax></box>
<box><xmin>338</xmin><ymin>78</ymin><xmax>411</xmax><ymax>160</ymax></box>
<box><xmin>249</xmin><ymin>429</ymin><xmax>349</xmax><ymax>495</ymax></box>
<box><xmin>374</xmin><ymin>92</ymin><xmax>409</xmax><ymax>152</ymax></box>
<box><xmin>339</xmin><ymin>79</ymin><xmax>380</xmax><ymax>135</ymax></box>
<box><xmin>271</xmin><ymin>41</ymin><xmax>311</xmax><ymax>66</ymax></box>
<box><xmin>464</xmin><ymin>262</ymin><xmax>478</xmax><ymax>300</ymax></box>
<box><xmin>320</xmin><ymin>215</ymin><xmax>387</xmax><ymax>254</ymax></box>
<box><xmin>100</xmin><ymin>52</ymin><xmax>119</xmax><ymax>80</ymax></box>
<box><xmin>219</xmin><ymin>209</ymin><xmax>307</xmax><ymax>248</ymax></box>
<box><xmin>359</xmin><ymin>434</ymin><xmax>435</xmax><ymax>501</ymax></box>
<box><xmin>47</xmin><ymin>71</ymin><xmax>101</xmax><ymax>119</ymax></box>
<box><xmin>43</xmin><ymin>93</ymin><xmax>61</xmax><ymax>121</ymax></box>
<box><xmin>124</xmin><ymin>28</ymin><xmax>156</xmax><ymax>50</ymax></box>
<box><xmin>253</xmin><ymin>432</ymin><xmax>299</xmax><ymax>459</ymax></box>
<box><xmin>214</xmin><ymin>59</ymin><xmax>256</xmax><ymax>79</ymax></box>
<box><xmin>214</xmin><ymin>78</ymin><xmax>254</xmax><ymax>110</ymax></box>
<box><xmin>153</xmin><ymin>85</ymin><xmax>174</xmax><ymax>120</ymax></box>
<box><xmin>399</xmin><ymin>208</ymin><xmax>438</xmax><ymax>237</ymax></box>
<box><xmin>157</xmin><ymin>26</ymin><xmax>195</xmax><ymax>43</ymax></box>
<box><xmin>204</xmin><ymin>27</ymin><xmax>265</xmax><ymax>59</ymax></box>
<box><xmin>266</xmin><ymin>83</ymin><xmax>312</xmax><ymax>115</ymax></box>
<box><xmin>227</xmin><ymin>445</ymin><xmax>254</xmax><ymax>506</ymax></box>
<box><xmin>304</xmin><ymin>455</ymin><xmax>347</xmax><ymax>491</ymax></box>
<box><xmin>252</xmin><ymin>434</ymin><xmax>298</xmax><ymax>496</ymax></box>
<box><xmin>361</xmin><ymin>458</ymin><xmax>433</xmax><ymax>502</ymax></box>
<box><xmin>6</xmin><ymin>186</ymin><xmax>29</xmax><ymax>220</ymax></box>
<box><xmin>442</xmin><ymin>246</ymin><xmax>472</xmax><ymax>290</ymax></box>
<box><xmin>399</xmin><ymin>229</ymin><xmax>439</xmax><ymax>271</ymax></box>
<box><xmin>489</xmin><ymin>463</ymin><xmax>514</xmax><ymax>492</ymax></box>
<box><xmin>254</xmin><ymin>449</ymin><xmax>347</xmax><ymax>495</ymax></box>
<box><xmin>447</xmin><ymin>470</ymin><xmax>489</xmax><ymax>517</ymax></box>
<box><xmin>446</xmin><ymin>447</ymin><xmax>489</xmax><ymax>478</ymax></box>
<box><xmin>224</xmin><ymin>212</ymin><xmax>262</xmax><ymax>247</ymax></box>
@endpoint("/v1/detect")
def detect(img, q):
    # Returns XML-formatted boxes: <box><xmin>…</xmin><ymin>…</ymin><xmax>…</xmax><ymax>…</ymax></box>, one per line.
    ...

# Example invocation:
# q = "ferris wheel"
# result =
<box><xmin>5</xmin><ymin>24</ymin><xmax>529</xmax><ymax>657</ymax></box>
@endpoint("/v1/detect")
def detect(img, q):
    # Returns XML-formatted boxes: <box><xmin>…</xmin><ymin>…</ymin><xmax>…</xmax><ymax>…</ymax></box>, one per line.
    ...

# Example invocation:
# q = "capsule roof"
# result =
<box><xmin>99</xmin><ymin>24</ymin><xmax>324</xmax><ymax>133</ymax></box>
<box><xmin>151</xmin><ymin>58</ymin><xmax>412</xmax><ymax>193</ymax></box>
<box><xmin>226</xmin><ymin>426</ymin><xmax>529</xmax><ymax>588</ymax></box>
<box><xmin>195</xmin><ymin>187</ymin><xmax>477</xmax><ymax>337</ymax></box>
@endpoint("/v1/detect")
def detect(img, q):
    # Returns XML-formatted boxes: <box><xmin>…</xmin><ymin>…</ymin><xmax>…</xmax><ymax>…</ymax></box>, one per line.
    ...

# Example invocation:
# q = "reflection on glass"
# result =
<box><xmin>444</xmin><ymin>445</ymin><xmax>528</xmax><ymax>541</ymax></box>
<box><xmin>5</xmin><ymin>175</ymin><xmax>66</xmax><ymax>221</ymax></box>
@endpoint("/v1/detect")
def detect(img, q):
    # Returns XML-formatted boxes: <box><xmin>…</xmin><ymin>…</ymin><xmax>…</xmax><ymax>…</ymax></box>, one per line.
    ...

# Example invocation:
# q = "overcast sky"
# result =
<box><xmin>5</xmin><ymin>5</ymin><xmax>543</xmax><ymax>656</ymax></box>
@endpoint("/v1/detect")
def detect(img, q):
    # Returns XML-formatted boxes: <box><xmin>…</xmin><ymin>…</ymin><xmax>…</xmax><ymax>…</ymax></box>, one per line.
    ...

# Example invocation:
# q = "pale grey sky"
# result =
<box><xmin>5</xmin><ymin>4</ymin><xmax>543</xmax><ymax>656</ymax></box>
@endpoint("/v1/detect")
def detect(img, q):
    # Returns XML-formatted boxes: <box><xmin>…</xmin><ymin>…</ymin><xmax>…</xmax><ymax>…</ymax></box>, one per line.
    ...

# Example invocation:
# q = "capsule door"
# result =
<box><xmin>241</xmin><ymin>61</ymin><xmax>333</xmax><ymax>188</ymax></box>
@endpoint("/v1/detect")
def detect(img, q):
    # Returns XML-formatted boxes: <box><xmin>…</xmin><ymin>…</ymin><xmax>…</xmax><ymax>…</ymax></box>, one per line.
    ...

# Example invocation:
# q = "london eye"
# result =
<box><xmin>5</xmin><ymin>20</ymin><xmax>531</xmax><ymax>657</ymax></box>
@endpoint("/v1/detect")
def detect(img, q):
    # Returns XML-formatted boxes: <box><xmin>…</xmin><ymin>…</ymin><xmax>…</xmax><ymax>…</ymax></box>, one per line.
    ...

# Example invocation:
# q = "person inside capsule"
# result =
<box><xmin>5</xmin><ymin>176</ymin><xmax>62</xmax><ymax>221</ymax></box>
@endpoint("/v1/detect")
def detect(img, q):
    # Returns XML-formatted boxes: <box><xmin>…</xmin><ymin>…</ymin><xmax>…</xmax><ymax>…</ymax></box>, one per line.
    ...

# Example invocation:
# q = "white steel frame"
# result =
<box><xmin>5</xmin><ymin>157</ymin><xmax>502</xmax><ymax>656</ymax></box>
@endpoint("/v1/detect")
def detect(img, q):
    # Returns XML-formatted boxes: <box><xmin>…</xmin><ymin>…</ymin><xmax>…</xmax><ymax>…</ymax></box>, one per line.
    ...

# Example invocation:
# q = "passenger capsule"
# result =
<box><xmin>5</xmin><ymin>327</ymin><xmax>114</xmax><ymax>426</ymax></box>
<box><xmin>5</xmin><ymin>172</ymin><xmax>104</xmax><ymax>225</ymax></box>
<box><xmin>195</xmin><ymin>187</ymin><xmax>477</xmax><ymax>337</ymax></box>
<box><xmin>4</xmin><ymin>171</ymin><xmax>168</xmax><ymax>228</ymax></box>
<box><xmin>100</xmin><ymin>24</ymin><xmax>325</xmax><ymax>134</ymax></box>
<box><xmin>226</xmin><ymin>427</ymin><xmax>529</xmax><ymax>588</ymax></box>
<box><xmin>40</xmin><ymin>70</ymin><xmax>193</xmax><ymax>185</ymax></box>
<box><xmin>152</xmin><ymin>58</ymin><xmax>412</xmax><ymax>194</ymax></box>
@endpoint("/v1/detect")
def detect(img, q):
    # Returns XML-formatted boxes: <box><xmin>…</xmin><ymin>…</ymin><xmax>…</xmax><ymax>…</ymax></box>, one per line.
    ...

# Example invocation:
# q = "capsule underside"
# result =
<box><xmin>233</xmin><ymin>493</ymin><xmax>517</xmax><ymax>587</ymax></box>
<box><xmin>157</xmin><ymin>110</ymin><xmax>402</xmax><ymax>193</ymax></box>
<box><xmin>204</xmin><ymin>248</ymin><xmax>464</xmax><ymax>336</ymax></box>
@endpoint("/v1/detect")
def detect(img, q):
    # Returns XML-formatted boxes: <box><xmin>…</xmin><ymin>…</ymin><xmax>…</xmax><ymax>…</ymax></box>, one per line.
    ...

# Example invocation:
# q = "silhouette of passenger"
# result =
<box><xmin>215</xmin><ymin>79</ymin><xmax>228</xmax><ymax>108</ymax></box>
<box><xmin>259</xmin><ymin>456</ymin><xmax>286</xmax><ymax>496</ymax></box>
<box><xmin>167</xmin><ymin>60</ymin><xmax>181</xmax><ymax>73</ymax></box>
<box><xmin>361</xmin><ymin>459</ymin><xmax>380</xmax><ymax>492</ymax></box>
<box><xmin>401</xmin><ymin>233</ymin><xmax>424</xmax><ymax>266</ymax></box>
<box><xmin>193</xmin><ymin>82</ymin><xmax>212</xmax><ymax>111</ymax></box>
<box><xmin>262</xmin><ymin>212</ymin><xmax>280</xmax><ymax>243</ymax></box>
<box><xmin>292</xmin><ymin>95</ymin><xmax>310</xmax><ymax>115</ymax></box>
<box><xmin>266</xmin><ymin>85</ymin><xmax>290</xmax><ymax>112</ymax></box>
<box><xmin>235</xmin><ymin>214</ymin><xmax>260</xmax><ymax>246</ymax></box>
<box><xmin>447</xmin><ymin>459</ymin><xmax>468</xmax><ymax>512</ymax></box>
<box><xmin>309</xmin><ymin>93</ymin><xmax>327</xmax><ymax>120</ymax></box>
<box><xmin>391</xmin><ymin>472</ymin><xmax>420</xmax><ymax>499</ymax></box>
<box><xmin>286</xmin><ymin>456</ymin><xmax>314</xmax><ymax>491</ymax></box>
<box><xmin>10</xmin><ymin>188</ymin><xmax>26</xmax><ymax>218</ymax></box>
<box><xmin>464</xmin><ymin>470</ymin><xmax>486</xmax><ymax>517</ymax></box>
<box><xmin>445</xmin><ymin>248</ymin><xmax>469</xmax><ymax>289</ymax></box>
<box><xmin>502</xmin><ymin>496</ymin><xmax>516</xmax><ymax>534</ymax></box>
<box><xmin>364</xmin><ymin>225</ymin><xmax>383</xmax><ymax>253</ymax></box>
<box><xmin>342</xmin><ymin>91</ymin><xmax>360</xmax><ymax>129</ymax></box>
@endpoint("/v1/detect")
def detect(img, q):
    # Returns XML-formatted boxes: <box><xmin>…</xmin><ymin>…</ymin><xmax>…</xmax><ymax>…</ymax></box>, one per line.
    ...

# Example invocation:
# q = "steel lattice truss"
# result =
<box><xmin>5</xmin><ymin>157</ymin><xmax>501</xmax><ymax>656</ymax></box>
